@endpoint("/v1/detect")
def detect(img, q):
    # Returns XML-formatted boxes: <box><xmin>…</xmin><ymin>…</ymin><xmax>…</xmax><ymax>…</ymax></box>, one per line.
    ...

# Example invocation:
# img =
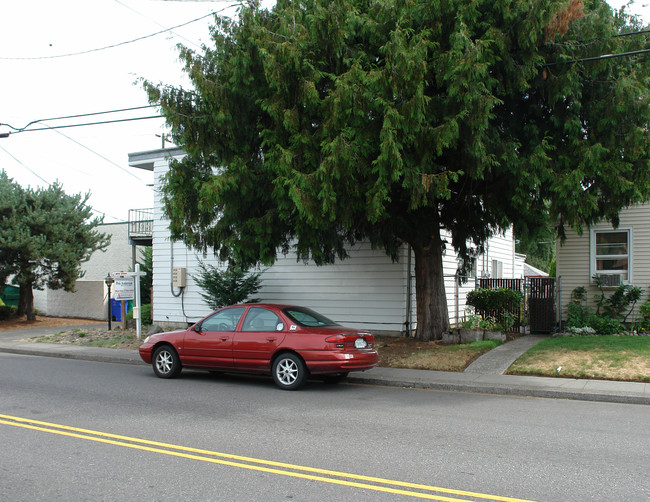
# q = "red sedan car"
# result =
<box><xmin>139</xmin><ymin>304</ymin><xmax>378</xmax><ymax>390</ymax></box>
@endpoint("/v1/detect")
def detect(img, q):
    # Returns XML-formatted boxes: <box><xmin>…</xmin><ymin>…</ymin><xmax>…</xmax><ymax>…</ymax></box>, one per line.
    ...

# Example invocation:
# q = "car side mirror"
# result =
<box><xmin>193</xmin><ymin>322</ymin><xmax>202</xmax><ymax>332</ymax></box>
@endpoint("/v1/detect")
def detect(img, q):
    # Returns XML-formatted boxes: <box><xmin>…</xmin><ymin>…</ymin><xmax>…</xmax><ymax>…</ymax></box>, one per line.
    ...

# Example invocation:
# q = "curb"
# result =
<box><xmin>1</xmin><ymin>333</ymin><xmax>648</xmax><ymax>405</ymax></box>
<box><xmin>346</xmin><ymin>373</ymin><xmax>650</xmax><ymax>405</ymax></box>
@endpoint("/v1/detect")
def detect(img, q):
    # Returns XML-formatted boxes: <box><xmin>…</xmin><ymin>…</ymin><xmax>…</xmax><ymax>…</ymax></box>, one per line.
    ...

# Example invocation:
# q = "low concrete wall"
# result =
<box><xmin>443</xmin><ymin>329</ymin><xmax>507</xmax><ymax>344</ymax></box>
<box><xmin>45</xmin><ymin>281</ymin><xmax>107</xmax><ymax>320</ymax></box>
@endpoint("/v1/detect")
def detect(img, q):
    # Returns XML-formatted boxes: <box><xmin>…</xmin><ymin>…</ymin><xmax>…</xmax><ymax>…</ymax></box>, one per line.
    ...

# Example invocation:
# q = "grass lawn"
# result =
<box><xmin>376</xmin><ymin>336</ymin><xmax>501</xmax><ymax>372</ymax></box>
<box><xmin>507</xmin><ymin>336</ymin><xmax>650</xmax><ymax>382</ymax></box>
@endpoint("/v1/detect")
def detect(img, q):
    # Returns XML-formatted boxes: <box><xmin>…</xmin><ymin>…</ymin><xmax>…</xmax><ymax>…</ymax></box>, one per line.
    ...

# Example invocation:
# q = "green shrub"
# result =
<box><xmin>0</xmin><ymin>305</ymin><xmax>16</xmax><ymax>320</ymax></box>
<box><xmin>566</xmin><ymin>301</ymin><xmax>591</xmax><ymax>328</ymax></box>
<box><xmin>466</xmin><ymin>288</ymin><xmax>523</xmax><ymax>312</ymax></box>
<box><xmin>639</xmin><ymin>300</ymin><xmax>650</xmax><ymax>321</ymax></box>
<box><xmin>459</xmin><ymin>313</ymin><xmax>481</xmax><ymax>329</ymax></box>
<box><xmin>588</xmin><ymin>314</ymin><xmax>623</xmax><ymax>335</ymax></box>
<box><xmin>140</xmin><ymin>304</ymin><xmax>152</xmax><ymax>326</ymax></box>
<box><xmin>571</xmin><ymin>286</ymin><xmax>587</xmax><ymax>302</ymax></box>
<box><xmin>193</xmin><ymin>262</ymin><xmax>263</xmax><ymax>310</ymax></box>
<box><xmin>126</xmin><ymin>303</ymin><xmax>152</xmax><ymax>326</ymax></box>
<box><xmin>479</xmin><ymin>316</ymin><xmax>501</xmax><ymax>331</ymax></box>
<box><xmin>602</xmin><ymin>285</ymin><xmax>643</xmax><ymax>322</ymax></box>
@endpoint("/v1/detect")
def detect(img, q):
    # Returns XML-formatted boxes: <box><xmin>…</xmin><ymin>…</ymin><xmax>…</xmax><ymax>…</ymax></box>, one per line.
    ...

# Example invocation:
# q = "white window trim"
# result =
<box><xmin>589</xmin><ymin>226</ymin><xmax>632</xmax><ymax>286</ymax></box>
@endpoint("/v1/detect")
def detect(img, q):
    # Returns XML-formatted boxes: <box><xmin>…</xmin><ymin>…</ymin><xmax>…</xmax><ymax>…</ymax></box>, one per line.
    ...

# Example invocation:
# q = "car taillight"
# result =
<box><xmin>325</xmin><ymin>333</ymin><xmax>373</xmax><ymax>349</ymax></box>
<box><xmin>325</xmin><ymin>335</ymin><xmax>346</xmax><ymax>348</ymax></box>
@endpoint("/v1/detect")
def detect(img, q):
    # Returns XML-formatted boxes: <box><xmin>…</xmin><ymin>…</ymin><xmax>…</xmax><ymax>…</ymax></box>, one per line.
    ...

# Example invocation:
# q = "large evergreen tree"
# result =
<box><xmin>0</xmin><ymin>172</ymin><xmax>110</xmax><ymax>320</ymax></box>
<box><xmin>146</xmin><ymin>0</ymin><xmax>650</xmax><ymax>340</ymax></box>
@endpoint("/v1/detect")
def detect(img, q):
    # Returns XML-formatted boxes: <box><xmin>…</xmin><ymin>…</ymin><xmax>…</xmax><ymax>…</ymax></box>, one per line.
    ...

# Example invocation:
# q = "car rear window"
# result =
<box><xmin>282</xmin><ymin>307</ymin><xmax>339</xmax><ymax>327</ymax></box>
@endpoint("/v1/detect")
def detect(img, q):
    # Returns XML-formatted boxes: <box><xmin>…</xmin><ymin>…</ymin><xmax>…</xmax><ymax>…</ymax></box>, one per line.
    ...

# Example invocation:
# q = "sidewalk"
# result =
<box><xmin>1</xmin><ymin>326</ymin><xmax>648</xmax><ymax>405</ymax></box>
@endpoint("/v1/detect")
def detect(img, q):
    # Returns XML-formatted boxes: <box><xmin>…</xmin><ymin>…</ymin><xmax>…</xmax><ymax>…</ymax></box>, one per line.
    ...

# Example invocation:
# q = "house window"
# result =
<box><xmin>491</xmin><ymin>259</ymin><xmax>503</xmax><ymax>279</ymax></box>
<box><xmin>590</xmin><ymin>229</ymin><xmax>631</xmax><ymax>285</ymax></box>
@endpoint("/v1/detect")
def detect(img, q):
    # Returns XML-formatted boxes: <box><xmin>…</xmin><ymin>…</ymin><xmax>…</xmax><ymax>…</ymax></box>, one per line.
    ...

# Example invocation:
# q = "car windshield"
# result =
<box><xmin>282</xmin><ymin>307</ymin><xmax>339</xmax><ymax>327</ymax></box>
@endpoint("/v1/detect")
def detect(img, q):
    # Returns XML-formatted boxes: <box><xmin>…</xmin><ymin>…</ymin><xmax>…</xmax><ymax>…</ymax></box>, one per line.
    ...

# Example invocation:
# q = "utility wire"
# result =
<box><xmin>614</xmin><ymin>29</ymin><xmax>650</xmax><ymax>38</ymax></box>
<box><xmin>0</xmin><ymin>144</ymin><xmax>125</xmax><ymax>222</ymax></box>
<box><xmin>0</xmin><ymin>9</ymin><xmax>222</xmax><ymax>61</ymax></box>
<box><xmin>1</xmin><ymin>105</ymin><xmax>157</xmax><ymax>132</ymax></box>
<box><xmin>0</xmin><ymin>145</ymin><xmax>51</xmax><ymax>185</ymax></box>
<box><xmin>4</xmin><ymin>115</ymin><xmax>164</xmax><ymax>134</ymax></box>
<box><xmin>544</xmin><ymin>47</ymin><xmax>650</xmax><ymax>66</ymax></box>
<box><xmin>113</xmin><ymin>0</ymin><xmax>204</xmax><ymax>50</ymax></box>
<box><xmin>45</xmin><ymin>123</ymin><xmax>151</xmax><ymax>183</ymax></box>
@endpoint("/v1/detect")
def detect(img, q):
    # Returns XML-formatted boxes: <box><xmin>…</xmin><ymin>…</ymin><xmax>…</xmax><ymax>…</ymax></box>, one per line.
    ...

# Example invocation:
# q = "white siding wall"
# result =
<box><xmin>439</xmin><ymin>227</ymin><xmax>516</xmax><ymax>327</ymax></box>
<box><xmin>150</xmin><ymin>151</ymin><xmax>516</xmax><ymax>333</ymax></box>
<box><xmin>557</xmin><ymin>203</ymin><xmax>650</xmax><ymax>322</ymax></box>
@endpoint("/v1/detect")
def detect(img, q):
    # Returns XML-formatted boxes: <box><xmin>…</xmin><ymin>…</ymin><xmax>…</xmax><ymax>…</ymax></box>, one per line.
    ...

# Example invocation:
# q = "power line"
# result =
<box><xmin>614</xmin><ymin>29</ymin><xmax>650</xmax><ymax>38</ymax></box>
<box><xmin>0</xmin><ymin>9</ymin><xmax>222</xmax><ymax>61</ymax></box>
<box><xmin>0</xmin><ymin>144</ymin><xmax>125</xmax><ymax>222</ymax></box>
<box><xmin>1</xmin><ymin>105</ymin><xmax>157</xmax><ymax>132</ymax></box>
<box><xmin>46</xmin><ymin>123</ymin><xmax>151</xmax><ymax>183</ymax></box>
<box><xmin>544</xmin><ymin>48</ymin><xmax>650</xmax><ymax>66</ymax></box>
<box><xmin>4</xmin><ymin>115</ymin><xmax>164</xmax><ymax>135</ymax></box>
<box><xmin>113</xmin><ymin>0</ymin><xmax>204</xmax><ymax>50</ymax></box>
<box><xmin>0</xmin><ymin>145</ymin><xmax>51</xmax><ymax>185</ymax></box>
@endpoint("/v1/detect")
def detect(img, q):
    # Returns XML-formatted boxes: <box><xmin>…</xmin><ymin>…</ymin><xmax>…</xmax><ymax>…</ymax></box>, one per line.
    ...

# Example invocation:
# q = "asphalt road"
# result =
<box><xmin>1</xmin><ymin>353</ymin><xmax>649</xmax><ymax>502</ymax></box>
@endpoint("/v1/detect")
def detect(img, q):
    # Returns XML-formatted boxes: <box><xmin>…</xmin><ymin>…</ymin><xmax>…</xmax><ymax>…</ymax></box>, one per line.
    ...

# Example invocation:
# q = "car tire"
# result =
<box><xmin>321</xmin><ymin>372</ymin><xmax>349</xmax><ymax>384</ymax></box>
<box><xmin>272</xmin><ymin>353</ymin><xmax>306</xmax><ymax>390</ymax></box>
<box><xmin>152</xmin><ymin>345</ymin><xmax>182</xmax><ymax>379</ymax></box>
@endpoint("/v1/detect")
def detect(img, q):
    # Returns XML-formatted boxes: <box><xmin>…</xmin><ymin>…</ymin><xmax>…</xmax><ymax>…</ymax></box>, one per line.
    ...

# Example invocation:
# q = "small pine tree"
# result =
<box><xmin>193</xmin><ymin>262</ymin><xmax>263</xmax><ymax>310</ymax></box>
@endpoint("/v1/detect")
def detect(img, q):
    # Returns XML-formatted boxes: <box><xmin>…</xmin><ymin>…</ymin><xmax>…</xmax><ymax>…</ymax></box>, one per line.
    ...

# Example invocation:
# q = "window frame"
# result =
<box><xmin>200</xmin><ymin>306</ymin><xmax>246</xmax><ymax>332</ymax></box>
<box><xmin>241</xmin><ymin>307</ymin><xmax>284</xmax><ymax>332</ymax></box>
<box><xmin>589</xmin><ymin>227</ymin><xmax>632</xmax><ymax>285</ymax></box>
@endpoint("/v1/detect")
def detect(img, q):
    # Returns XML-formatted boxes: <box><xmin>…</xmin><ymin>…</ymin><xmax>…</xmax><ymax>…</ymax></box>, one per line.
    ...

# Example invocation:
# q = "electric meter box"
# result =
<box><xmin>172</xmin><ymin>267</ymin><xmax>187</xmax><ymax>288</ymax></box>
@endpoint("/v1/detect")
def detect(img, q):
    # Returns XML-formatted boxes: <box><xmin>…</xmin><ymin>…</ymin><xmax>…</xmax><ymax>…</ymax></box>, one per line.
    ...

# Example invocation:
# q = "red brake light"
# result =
<box><xmin>325</xmin><ymin>335</ymin><xmax>345</xmax><ymax>348</ymax></box>
<box><xmin>325</xmin><ymin>333</ymin><xmax>374</xmax><ymax>349</ymax></box>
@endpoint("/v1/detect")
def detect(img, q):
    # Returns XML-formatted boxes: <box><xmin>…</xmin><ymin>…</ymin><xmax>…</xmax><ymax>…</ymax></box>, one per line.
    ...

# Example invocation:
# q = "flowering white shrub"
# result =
<box><xmin>566</xmin><ymin>326</ymin><xmax>596</xmax><ymax>336</ymax></box>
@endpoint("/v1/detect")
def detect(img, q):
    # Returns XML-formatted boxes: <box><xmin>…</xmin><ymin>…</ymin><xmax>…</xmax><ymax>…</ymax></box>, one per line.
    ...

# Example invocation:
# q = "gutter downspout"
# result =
<box><xmin>405</xmin><ymin>245</ymin><xmax>412</xmax><ymax>337</ymax></box>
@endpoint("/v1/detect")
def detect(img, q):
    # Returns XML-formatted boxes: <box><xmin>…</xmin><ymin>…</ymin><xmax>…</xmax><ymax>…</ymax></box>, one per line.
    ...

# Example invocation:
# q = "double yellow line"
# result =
<box><xmin>0</xmin><ymin>414</ymin><xmax>535</xmax><ymax>502</ymax></box>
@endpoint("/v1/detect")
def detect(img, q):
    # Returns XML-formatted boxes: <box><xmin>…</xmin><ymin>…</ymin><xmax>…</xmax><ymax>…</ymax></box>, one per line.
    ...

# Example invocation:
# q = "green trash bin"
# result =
<box><xmin>0</xmin><ymin>285</ymin><xmax>19</xmax><ymax>307</ymax></box>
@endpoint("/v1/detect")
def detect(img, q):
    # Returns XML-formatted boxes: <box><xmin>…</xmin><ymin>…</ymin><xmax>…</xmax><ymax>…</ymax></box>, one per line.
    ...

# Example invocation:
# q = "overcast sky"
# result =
<box><xmin>0</xmin><ymin>0</ymin><xmax>647</xmax><ymax>224</ymax></box>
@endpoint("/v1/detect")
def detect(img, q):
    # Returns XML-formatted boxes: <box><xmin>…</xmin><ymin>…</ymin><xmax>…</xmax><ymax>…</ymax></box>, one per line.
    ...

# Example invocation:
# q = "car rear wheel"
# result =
<box><xmin>272</xmin><ymin>353</ymin><xmax>306</xmax><ymax>390</ymax></box>
<box><xmin>152</xmin><ymin>345</ymin><xmax>182</xmax><ymax>379</ymax></box>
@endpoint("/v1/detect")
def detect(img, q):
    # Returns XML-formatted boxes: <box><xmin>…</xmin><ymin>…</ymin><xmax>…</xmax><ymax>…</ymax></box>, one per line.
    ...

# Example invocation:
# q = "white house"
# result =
<box><xmin>129</xmin><ymin>148</ymin><xmax>520</xmax><ymax>334</ymax></box>
<box><xmin>556</xmin><ymin>203</ymin><xmax>650</xmax><ymax>323</ymax></box>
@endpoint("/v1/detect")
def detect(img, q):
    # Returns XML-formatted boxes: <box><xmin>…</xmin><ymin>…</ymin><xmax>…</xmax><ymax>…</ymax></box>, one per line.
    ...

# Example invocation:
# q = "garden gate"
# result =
<box><xmin>477</xmin><ymin>277</ymin><xmax>556</xmax><ymax>333</ymax></box>
<box><xmin>528</xmin><ymin>277</ymin><xmax>556</xmax><ymax>333</ymax></box>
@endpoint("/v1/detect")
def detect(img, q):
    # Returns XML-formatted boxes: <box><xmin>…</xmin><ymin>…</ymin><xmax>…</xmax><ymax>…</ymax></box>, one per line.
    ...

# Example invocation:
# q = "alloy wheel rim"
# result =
<box><xmin>156</xmin><ymin>351</ymin><xmax>173</xmax><ymax>374</ymax></box>
<box><xmin>277</xmin><ymin>359</ymin><xmax>298</xmax><ymax>385</ymax></box>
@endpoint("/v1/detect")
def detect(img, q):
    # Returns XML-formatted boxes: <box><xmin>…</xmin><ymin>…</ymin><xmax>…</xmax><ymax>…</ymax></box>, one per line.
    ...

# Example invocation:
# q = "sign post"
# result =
<box><xmin>114</xmin><ymin>276</ymin><xmax>134</xmax><ymax>330</ymax></box>
<box><xmin>113</xmin><ymin>266</ymin><xmax>147</xmax><ymax>339</ymax></box>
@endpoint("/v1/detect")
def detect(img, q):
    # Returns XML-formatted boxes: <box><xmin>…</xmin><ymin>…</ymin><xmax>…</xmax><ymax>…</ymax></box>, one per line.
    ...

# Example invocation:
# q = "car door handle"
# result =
<box><xmin>220</xmin><ymin>336</ymin><xmax>230</xmax><ymax>342</ymax></box>
<box><xmin>266</xmin><ymin>337</ymin><xmax>277</xmax><ymax>342</ymax></box>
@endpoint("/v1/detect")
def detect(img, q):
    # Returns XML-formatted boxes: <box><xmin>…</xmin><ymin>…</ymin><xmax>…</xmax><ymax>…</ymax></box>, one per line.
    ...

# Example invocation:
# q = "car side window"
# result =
<box><xmin>241</xmin><ymin>307</ymin><xmax>283</xmax><ymax>332</ymax></box>
<box><xmin>200</xmin><ymin>307</ymin><xmax>246</xmax><ymax>332</ymax></box>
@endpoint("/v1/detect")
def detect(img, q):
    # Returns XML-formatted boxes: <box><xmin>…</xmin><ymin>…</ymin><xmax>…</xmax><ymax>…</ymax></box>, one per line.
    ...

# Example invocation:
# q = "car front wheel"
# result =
<box><xmin>272</xmin><ymin>353</ymin><xmax>306</xmax><ymax>390</ymax></box>
<box><xmin>152</xmin><ymin>345</ymin><xmax>182</xmax><ymax>379</ymax></box>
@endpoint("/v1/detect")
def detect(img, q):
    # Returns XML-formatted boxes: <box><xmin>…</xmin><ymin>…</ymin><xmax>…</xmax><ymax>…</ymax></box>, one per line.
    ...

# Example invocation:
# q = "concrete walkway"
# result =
<box><xmin>1</xmin><ymin>327</ymin><xmax>648</xmax><ymax>405</ymax></box>
<box><xmin>464</xmin><ymin>334</ymin><xmax>550</xmax><ymax>374</ymax></box>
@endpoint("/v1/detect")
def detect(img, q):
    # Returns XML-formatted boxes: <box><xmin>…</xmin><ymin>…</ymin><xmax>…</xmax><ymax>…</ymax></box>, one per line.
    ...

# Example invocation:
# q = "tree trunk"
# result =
<box><xmin>18</xmin><ymin>283</ymin><xmax>35</xmax><ymax>321</ymax></box>
<box><xmin>413</xmin><ymin>233</ymin><xmax>450</xmax><ymax>341</ymax></box>
<box><xmin>17</xmin><ymin>285</ymin><xmax>27</xmax><ymax>318</ymax></box>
